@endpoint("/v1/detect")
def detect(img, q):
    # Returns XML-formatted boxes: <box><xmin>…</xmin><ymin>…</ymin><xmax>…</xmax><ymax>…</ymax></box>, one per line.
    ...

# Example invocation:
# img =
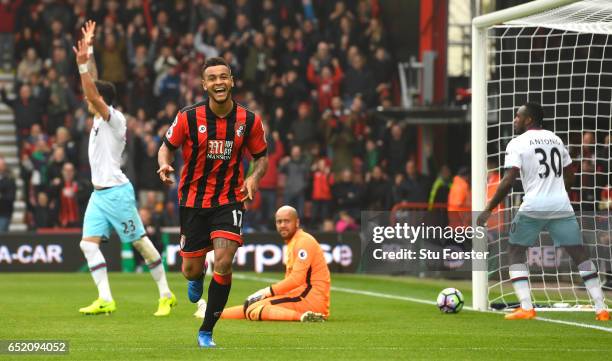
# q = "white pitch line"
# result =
<box><xmin>233</xmin><ymin>274</ymin><xmax>612</xmax><ymax>334</ymax></box>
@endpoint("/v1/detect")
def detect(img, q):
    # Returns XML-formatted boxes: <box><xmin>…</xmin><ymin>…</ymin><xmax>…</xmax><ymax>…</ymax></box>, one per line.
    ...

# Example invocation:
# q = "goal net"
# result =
<box><xmin>484</xmin><ymin>0</ymin><xmax>612</xmax><ymax>310</ymax></box>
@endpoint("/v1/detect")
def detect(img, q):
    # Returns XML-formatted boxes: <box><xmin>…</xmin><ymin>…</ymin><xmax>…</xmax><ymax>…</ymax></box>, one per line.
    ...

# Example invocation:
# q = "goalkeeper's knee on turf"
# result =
<box><xmin>246</xmin><ymin>304</ymin><xmax>265</xmax><ymax>321</ymax></box>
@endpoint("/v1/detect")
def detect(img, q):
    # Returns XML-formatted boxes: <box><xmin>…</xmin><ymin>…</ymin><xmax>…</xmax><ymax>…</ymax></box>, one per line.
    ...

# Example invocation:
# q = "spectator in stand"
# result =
<box><xmin>363</xmin><ymin>139</ymin><xmax>379</xmax><ymax>173</ymax></box>
<box><xmin>332</xmin><ymin>169</ymin><xmax>362</xmax><ymax>220</ymax></box>
<box><xmin>363</xmin><ymin>17</ymin><xmax>388</xmax><ymax>53</ymax></box>
<box><xmin>363</xmin><ymin>165</ymin><xmax>390</xmax><ymax>211</ymax></box>
<box><xmin>23</xmin><ymin>137</ymin><xmax>51</xmax><ymax>195</ymax></box>
<box><xmin>582</xmin><ymin>131</ymin><xmax>596</xmax><ymax>161</ymax></box>
<box><xmin>14</xmin><ymin>27</ymin><xmax>40</xmax><ymax>61</ymax></box>
<box><xmin>45</xmin><ymin>68</ymin><xmax>74</xmax><ymax>134</ymax></box>
<box><xmin>327</xmin><ymin>1</ymin><xmax>353</xmax><ymax>43</ymax></box>
<box><xmin>279</xmin><ymin>145</ymin><xmax>310</xmax><ymax>216</ymax></box>
<box><xmin>289</xmin><ymin>102</ymin><xmax>317</xmax><ymax>149</ymax></box>
<box><xmin>342</xmin><ymin>53</ymin><xmax>376</xmax><ymax>106</ymax></box>
<box><xmin>307</xmin><ymin>57</ymin><xmax>343</xmax><ymax>112</ymax></box>
<box><xmin>46</xmin><ymin>146</ymin><xmax>67</xmax><ymax>183</ymax></box>
<box><xmin>371</xmin><ymin>47</ymin><xmax>393</xmax><ymax>101</ymax></box>
<box><xmin>428</xmin><ymin>164</ymin><xmax>452</xmax><ymax>210</ymax></box>
<box><xmin>278</xmin><ymin>37</ymin><xmax>305</xmax><ymax>74</ymax></box>
<box><xmin>335</xmin><ymin>210</ymin><xmax>359</xmax><ymax>233</ymax></box>
<box><xmin>448</xmin><ymin>167</ymin><xmax>471</xmax><ymax>228</ymax></box>
<box><xmin>32</xmin><ymin>191</ymin><xmax>55</xmax><ymax>229</ymax></box>
<box><xmin>137</xmin><ymin>138</ymin><xmax>165</xmax><ymax>201</ymax></box>
<box><xmin>20</xmin><ymin>124</ymin><xmax>47</xmax><ymax>181</ymax></box>
<box><xmin>243</xmin><ymin>32</ymin><xmax>272</xmax><ymax>95</ymax></box>
<box><xmin>327</xmin><ymin>109</ymin><xmax>355</xmax><ymax>174</ymax></box>
<box><xmin>50</xmin><ymin>45</ymin><xmax>70</xmax><ymax>78</ymax></box>
<box><xmin>333</xmin><ymin>15</ymin><xmax>357</xmax><ymax>52</ymax></box>
<box><xmin>193</xmin><ymin>0</ymin><xmax>227</xmax><ymax>28</ymax></box>
<box><xmin>98</xmin><ymin>32</ymin><xmax>127</xmax><ymax>102</ymax></box>
<box><xmin>301</xmin><ymin>19</ymin><xmax>321</xmax><ymax>55</ymax></box>
<box><xmin>231</xmin><ymin>13</ymin><xmax>255</xmax><ymax>49</ymax></box>
<box><xmin>17</xmin><ymin>47</ymin><xmax>43</xmax><ymax>81</ymax></box>
<box><xmin>307</xmin><ymin>41</ymin><xmax>333</xmax><ymax>77</ymax></box>
<box><xmin>155</xmin><ymin>101</ymin><xmax>177</xmax><ymax>133</ymax></box>
<box><xmin>54</xmin><ymin>126</ymin><xmax>78</xmax><ymax>165</ymax></box>
<box><xmin>0</xmin><ymin>0</ymin><xmax>23</xmax><ymax>33</ymax></box>
<box><xmin>41</xmin><ymin>20</ymin><xmax>73</xmax><ymax>59</ymax></box>
<box><xmin>399</xmin><ymin>159</ymin><xmax>429</xmax><ymax>203</ymax></box>
<box><xmin>1</xmin><ymin>83</ymin><xmax>43</xmax><ymax>146</ymax></box>
<box><xmin>311</xmin><ymin>158</ymin><xmax>334</xmax><ymax>228</ymax></box>
<box><xmin>0</xmin><ymin>156</ymin><xmax>16</xmax><ymax>232</ymax></box>
<box><xmin>383</xmin><ymin>124</ymin><xmax>410</xmax><ymax>176</ymax></box>
<box><xmin>49</xmin><ymin>162</ymin><xmax>89</xmax><ymax>228</ymax></box>
<box><xmin>127</xmin><ymin>65</ymin><xmax>154</xmax><ymax>115</ymax></box>
<box><xmin>283</xmin><ymin>69</ymin><xmax>309</xmax><ymax>112</ymax></box>
<box><xmin>258</xmin><ymin>128</ymin><xmax>284</xmax><ymax>230</ymax></box>
<box><xmin>158</xmin><ymin>65</ymin><xmax>180</xmax><ymax>106</ymax></box>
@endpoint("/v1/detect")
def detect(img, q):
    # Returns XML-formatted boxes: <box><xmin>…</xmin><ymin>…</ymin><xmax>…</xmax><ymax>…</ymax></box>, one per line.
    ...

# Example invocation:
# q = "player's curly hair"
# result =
<box><xmin>524</xmin><ymin>102</ymin><xmax>544</xmax><ymax>126</ymax></box>
<box><xmin>201</xmin><ymin>57</ymin><xmax>232</xmax><ymax>77</ymax></box>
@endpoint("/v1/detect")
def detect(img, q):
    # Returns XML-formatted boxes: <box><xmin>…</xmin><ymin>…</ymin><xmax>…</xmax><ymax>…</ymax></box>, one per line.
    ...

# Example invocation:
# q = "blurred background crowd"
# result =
<box><xmin>1</xmin><ymin>0</ymin><xmax>576</xmax><ymax>234</ymax></box>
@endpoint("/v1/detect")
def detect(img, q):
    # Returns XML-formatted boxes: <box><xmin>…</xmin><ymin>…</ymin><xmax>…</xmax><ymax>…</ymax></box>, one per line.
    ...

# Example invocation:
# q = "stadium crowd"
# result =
<box><xmin>2</xmin><ymin>0</ymin><xmax>609</xmax><ymax>233</ymax></box>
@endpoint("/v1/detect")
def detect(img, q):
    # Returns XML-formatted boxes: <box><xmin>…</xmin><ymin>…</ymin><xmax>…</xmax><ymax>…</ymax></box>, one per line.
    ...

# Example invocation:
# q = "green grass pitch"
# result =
<box><xmin>1</xmin><ymin>272</ymin><xmax>610</xmax><ymax>360</ymax></box>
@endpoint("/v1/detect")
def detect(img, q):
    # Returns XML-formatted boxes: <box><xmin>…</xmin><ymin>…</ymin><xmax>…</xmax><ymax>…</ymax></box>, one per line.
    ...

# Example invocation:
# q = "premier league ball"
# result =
<box><xmin>437</xmin><ymin>288</ymin><xmax>464</xmax><ymax>313</ymax></box>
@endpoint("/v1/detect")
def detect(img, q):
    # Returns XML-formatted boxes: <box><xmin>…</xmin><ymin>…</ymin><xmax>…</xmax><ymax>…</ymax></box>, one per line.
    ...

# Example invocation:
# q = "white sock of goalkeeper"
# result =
<box><xmin>80</xmin><ymin>240</ymin><xmax>113</xmax><ymax>302</ymax></box>
<box><xmin>509</xmin><ymin>263</ymin><xmax>533</xmax><ymax>310</ymax></box>
<box><xmin>578</xmin><ymin>261</ymin><xmax>606</xmax><ymax>312</ymax></box>
<box><xmin>133</xmin><ymin>237</ymin><xmax>172</xmax><ymax>298</ymax></box>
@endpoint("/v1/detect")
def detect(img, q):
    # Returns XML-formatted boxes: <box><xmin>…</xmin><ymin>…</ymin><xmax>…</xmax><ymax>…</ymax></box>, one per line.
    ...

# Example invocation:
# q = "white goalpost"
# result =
<box><xmin>471</xmin><ymin>0</ymin><xmax>612</xmax><ymax>311</ymax></box>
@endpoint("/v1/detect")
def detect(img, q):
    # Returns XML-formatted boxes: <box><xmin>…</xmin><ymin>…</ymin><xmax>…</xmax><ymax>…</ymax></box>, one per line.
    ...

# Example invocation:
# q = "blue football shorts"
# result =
<box><xmin>83</xmin><ymin>182</ymin><xmax>145</xmax><ymax>243</ymax></box>
<box><xmin>508</xmin><ymin>213</ymin><xmax>582</xmax><ymax>247</ymax></box>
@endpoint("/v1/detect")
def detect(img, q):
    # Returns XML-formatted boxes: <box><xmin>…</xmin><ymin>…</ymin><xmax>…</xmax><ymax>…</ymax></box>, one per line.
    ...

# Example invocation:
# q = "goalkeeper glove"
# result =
<box><xmin>244</xmin><ymin>286</ymin><xmax>273</xmax><ymax>308</ymax></box>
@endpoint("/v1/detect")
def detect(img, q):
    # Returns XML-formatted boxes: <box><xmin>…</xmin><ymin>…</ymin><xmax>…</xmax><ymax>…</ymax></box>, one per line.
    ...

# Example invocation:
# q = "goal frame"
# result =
<box><xmin>470</xmin><ymin>0</ymin><xmax>581</xmax><ymax>311</ymax></box>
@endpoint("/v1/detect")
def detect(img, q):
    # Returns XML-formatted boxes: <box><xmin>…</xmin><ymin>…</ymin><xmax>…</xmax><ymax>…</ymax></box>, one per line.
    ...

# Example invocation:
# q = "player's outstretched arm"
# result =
<box><xmin>477</xmin><ymin>167</ymin><xmax>519</xmax><ymax>226</ymax></box>
<box><xmin>73</xmin><ymin>38</ymin><xmax>109</xmax><ymax>120</ymax></box>
<box><xmin>157</xmin><ymin>142</ymin><xmax>176</xmax><ymax>185</ymax></box>
<box><xmin>81</xmin><ymin>20</ymin><xmax>99</xmax><ymax>80</ymax></box>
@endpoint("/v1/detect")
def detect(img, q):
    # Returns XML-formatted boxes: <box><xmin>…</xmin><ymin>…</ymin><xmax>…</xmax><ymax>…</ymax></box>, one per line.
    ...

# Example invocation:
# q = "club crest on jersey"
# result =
<box><xmin>236</xmin><ymin>124</ymin><xmax>245</xmax><ymax>137</ymax></box>
<box><xmin>199</xmin><ymin>125</ymin><xmax>207</xmax><ymax>133</ymax></box>
<box><xmin>207</xmin><ymin>140</ymin><xmax>234</xmax><ymax>160</ymax></box>
<box><xmin>298</xmin><ymin>249</ymin><xmax>308</xmax><ymax>260</ymax></box>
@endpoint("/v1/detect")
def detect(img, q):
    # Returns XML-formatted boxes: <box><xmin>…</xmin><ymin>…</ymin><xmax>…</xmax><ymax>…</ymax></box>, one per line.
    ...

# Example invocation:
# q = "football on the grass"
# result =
<box><xmin>437</xmin><ymin>288</ymin><xmax>464</xmax><ymax>313</ymax></box>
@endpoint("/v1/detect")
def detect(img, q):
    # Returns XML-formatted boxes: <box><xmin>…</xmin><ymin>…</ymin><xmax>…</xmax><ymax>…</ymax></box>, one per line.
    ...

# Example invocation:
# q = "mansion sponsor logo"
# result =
<box><xmin>207</xmin><ymin>140</ymin><xmax>234</xmax><ymax>160</ymax></box>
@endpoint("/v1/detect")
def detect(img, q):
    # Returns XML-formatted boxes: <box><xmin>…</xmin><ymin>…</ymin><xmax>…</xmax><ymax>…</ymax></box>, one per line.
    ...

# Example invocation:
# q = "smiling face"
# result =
<box><xmin>202</xmin><ymin>64</ymin><xmax>233</xmax><ymax>105</ymax></box>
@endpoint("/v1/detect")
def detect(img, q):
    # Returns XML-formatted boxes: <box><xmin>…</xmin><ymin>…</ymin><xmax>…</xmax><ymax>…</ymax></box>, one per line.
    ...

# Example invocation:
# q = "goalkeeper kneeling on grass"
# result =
<box><xmin>222</xmin><ymin>205</ymin><xmax>330</xmax><ymax>322</ymax></box>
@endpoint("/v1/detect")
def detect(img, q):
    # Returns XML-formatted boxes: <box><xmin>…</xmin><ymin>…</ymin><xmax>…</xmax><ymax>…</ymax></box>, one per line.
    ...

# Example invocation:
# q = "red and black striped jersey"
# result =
<box><xmin>162</xmin><ymin>99</ymin><xmax>267</xmax><ymax>208</ymax></box>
